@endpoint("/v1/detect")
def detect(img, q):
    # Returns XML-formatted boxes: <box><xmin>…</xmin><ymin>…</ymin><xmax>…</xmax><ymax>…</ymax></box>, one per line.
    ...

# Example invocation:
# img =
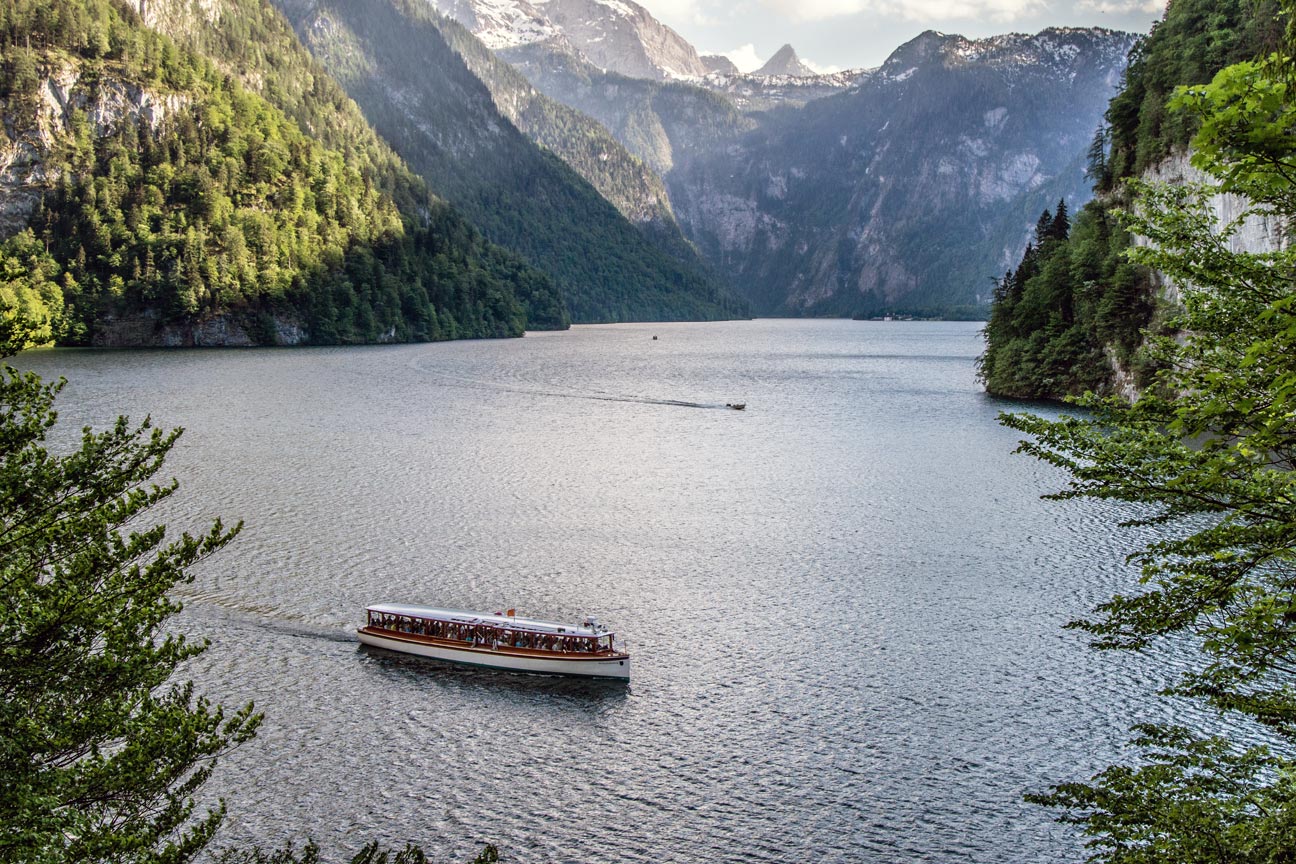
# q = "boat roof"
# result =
<box><xmin>366</xmin><ymin>603</ymin><xmax>612</xmax><ymax>636</ymax></box>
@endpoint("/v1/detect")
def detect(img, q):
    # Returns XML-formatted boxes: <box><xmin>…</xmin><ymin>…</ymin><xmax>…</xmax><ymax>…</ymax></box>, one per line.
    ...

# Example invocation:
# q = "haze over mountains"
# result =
<box><xmin>427</xmin><ymin>0</ymin><xmax>1133</xmax><ymax>315</ymax></box>
<box><xmin>672</xmin><ymin>28</ymin><xmax>1136</xmax><ymax>316</ymax></box>
<box><xmin>0</xmin><ymin>0</ymin><xmax>1139</xmax><ymax>345</ymax></box>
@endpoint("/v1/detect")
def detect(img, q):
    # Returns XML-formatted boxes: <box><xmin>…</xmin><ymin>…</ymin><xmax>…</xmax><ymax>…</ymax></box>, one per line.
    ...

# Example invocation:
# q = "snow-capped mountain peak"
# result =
<box><xmin>433</xmin><ymin>0</ymin><xmax>557</xmax><ymax>50</ymax></box>
<box><xmin>428</xmin><ymin>0</ymin><xmax>707</xmax><ymax>79</ymax></box>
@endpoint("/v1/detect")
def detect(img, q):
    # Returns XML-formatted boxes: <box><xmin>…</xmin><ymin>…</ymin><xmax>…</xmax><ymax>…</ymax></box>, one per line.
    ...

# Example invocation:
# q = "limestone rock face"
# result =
<box><xmin>1133</xmin><ymin>150</ymin><xmax>1288</xmax><ymax>320</ymax></box>
<box><xmin>753</xmin><ymin>44</ymin><xmax>815</xmax><ymax>78</ymax></box>
<box><xmin>665</xmin><ymin>27</ymin><xmax>1138</xmax><ymax>316</ymax></box>
<box><xmin>428</xmin><ymin>0</ymin><xmax>707</xmax><ymax>80</ymax></box>
<box><xmin>0</xmin><ymin>65</ymin><xmax>188</xmax><ymax>238</ymax></box>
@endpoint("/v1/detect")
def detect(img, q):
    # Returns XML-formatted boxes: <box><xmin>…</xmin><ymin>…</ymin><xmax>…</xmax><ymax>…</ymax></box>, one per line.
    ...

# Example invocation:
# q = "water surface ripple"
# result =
<box><xmin>20</xmin><ymin>321</ymin><xmax>1180</xmax><ymax>862</ymax></box>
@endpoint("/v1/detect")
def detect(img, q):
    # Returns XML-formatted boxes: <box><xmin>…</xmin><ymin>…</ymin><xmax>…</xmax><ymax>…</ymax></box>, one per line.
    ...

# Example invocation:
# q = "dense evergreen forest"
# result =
<box><xmin>0</xmin><ymin>0</ymin><xmax>567</xmax><ymax>346</ymax></box>
<box><xmin>979</xmin><ymin>200</ymin><xmax>1149</xmax><ymax>398</ymax></box>
<box><xmin>979</xmin><ymin>0</ymin><xmax>1281</xmax><ymax>399</ymax></box>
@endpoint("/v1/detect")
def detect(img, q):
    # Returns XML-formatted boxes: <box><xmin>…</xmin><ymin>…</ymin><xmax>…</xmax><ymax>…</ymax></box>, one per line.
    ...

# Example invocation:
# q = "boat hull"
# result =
<box><xmin>357</xmin><ymin>628</ymin><xmax>631</xmax><ymax>680</ymax></box>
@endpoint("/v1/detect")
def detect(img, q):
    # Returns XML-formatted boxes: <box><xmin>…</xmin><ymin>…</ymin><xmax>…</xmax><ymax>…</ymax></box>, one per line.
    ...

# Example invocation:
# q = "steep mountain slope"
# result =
<box><xmin>668</xmin><ymin>28</ymin><xmax>1136</xmax><ymax>316</ymax></box>
<box><xmin>500</xmin><ymin>41</ymin><xmax>755</xmax><ymax>175</ymax></box>
<box><xmin>0</xmin><ymin>0</ymin><xmax>564</xmax><ymax>346</ymax></box>
<box><xmin>270</xmin><ymin>0</ymin><xmax>744</xmax><ymax>322</ymax></box>
<box><xmin>430</xmin><ymin>14</ymin><xmax>686</xmax><ymax>248</ymax></box>
<box><xmin>429</xmin><ymin>0</ymin><xmax>707</xmax><ymax>79</ymax></box>
<box><xmin>754</xmin><ymin>45</ymin><xmax>815</xmax><ymax>78</ymax></box>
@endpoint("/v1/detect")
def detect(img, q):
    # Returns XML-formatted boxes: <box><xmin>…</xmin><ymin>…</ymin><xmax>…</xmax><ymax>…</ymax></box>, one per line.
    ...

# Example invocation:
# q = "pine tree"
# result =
<box><xmin>0</xmin><ymin>315</ymin><xmax>261</xmax><ymax>863</ymax></box>
<box><xmin>1034</xmin><ymin>209</ymin><xmax>1054</xmax><ymax>245</ymax></box>
<box><xmin>1085</xmin><ymin>125</ymin><xmax>1109</xmax><ymax>185</ymax></box>
<box><xmin>1049</xmin><ymin>199</ymin><xmax>1069</xmax><ymax>241</ymax></box>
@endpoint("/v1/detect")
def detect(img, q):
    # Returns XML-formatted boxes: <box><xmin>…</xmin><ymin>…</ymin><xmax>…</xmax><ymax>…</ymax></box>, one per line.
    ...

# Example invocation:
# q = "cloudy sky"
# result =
<box><xmin>644</xmin><ymin>0</ymin><xmax>1166</xmax><ymax>72</ymax></box>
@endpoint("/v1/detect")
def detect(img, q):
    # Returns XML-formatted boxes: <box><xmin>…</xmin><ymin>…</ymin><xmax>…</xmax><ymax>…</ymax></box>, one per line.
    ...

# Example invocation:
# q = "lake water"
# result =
<box><xmin>18</xmin><ymin>320</ymin><xmax>1177</xmax><ymax>863</ymax></box>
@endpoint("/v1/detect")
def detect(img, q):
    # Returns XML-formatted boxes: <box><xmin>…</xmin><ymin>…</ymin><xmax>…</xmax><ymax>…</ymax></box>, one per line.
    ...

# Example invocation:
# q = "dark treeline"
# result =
<box><xmin>0</xmin><ymin>0</ymin><xmax>566</xmax><ymax>346</ymax></box>
<box><xmin>979</xmin><ymin>199</ymin><xmax>1150</xmax><ymax>398</ymax></box>
<box><xmin>1096</xmin><ymin>0</ymin><xmax>1282</xmax><ymax>192</ymax></box>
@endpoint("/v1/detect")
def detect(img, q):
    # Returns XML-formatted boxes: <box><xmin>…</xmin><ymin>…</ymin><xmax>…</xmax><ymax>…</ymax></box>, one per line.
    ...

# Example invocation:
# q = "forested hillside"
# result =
<box><xmin>0</xmin><ymin>0</ymin><xmax>568</xmax><ymax>346</ymax></box>
<box><xmin>979</xmin><ymin>200</ymin><xmax>1148</xmax><ymax>398</ymax></box>
<box><xmin>979</xmin><ymin>0</ymin><xmax>1281</xmax><ymax>399</ymax></box>
<box><xmin>270</xmin><ymin>0</ymin><xmax>745</xmax><ymax>322</ymax></box>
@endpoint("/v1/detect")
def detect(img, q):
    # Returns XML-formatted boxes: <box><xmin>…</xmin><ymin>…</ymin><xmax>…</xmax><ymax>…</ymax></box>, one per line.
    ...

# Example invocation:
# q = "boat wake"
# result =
<box><xmin>407</xmin><ymin>361</ymin><xmax>742</xmax><ymax>411</ymax></box>
<box><xmin>175</xmin><ymin>591</ymin><xmax>356</xmax><ymax>643</ymax></box>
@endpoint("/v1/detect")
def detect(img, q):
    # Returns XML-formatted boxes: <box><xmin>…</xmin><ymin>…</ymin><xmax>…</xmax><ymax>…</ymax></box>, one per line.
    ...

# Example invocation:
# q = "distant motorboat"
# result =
<box><xmin>726</xmin><ymin>403</ymin><xmax>746</xmax><ymax>410</ymax></box>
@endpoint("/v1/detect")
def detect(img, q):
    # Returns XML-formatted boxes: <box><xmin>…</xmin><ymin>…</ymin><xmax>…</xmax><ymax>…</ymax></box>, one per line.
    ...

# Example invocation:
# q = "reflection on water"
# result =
<box><xmin>357</xmin><ymin>644</ymin><xmax>635</xmax><ymax>703</ymax></box>
<box><xmin>18</xmin><ymin>321</ymin><xmax>1175</xmax><ymax>863</ymax></box>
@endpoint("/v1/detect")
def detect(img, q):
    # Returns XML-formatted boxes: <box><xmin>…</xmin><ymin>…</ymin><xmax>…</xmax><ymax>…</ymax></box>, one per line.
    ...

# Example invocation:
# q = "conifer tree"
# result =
<box><xmin>1049</xmin><ymin>199</ymin><xmax>1069</xmax><ymax>241</ymax></box>
<box><xmin>1034</xmin><ymin>208</ymin><xmax>1055</xmax><ymax>245</ymax></box>
<box><xmin>0</xmin><ymin>312</ymin><xmax>260</xmax><ymax>863</ymax></box>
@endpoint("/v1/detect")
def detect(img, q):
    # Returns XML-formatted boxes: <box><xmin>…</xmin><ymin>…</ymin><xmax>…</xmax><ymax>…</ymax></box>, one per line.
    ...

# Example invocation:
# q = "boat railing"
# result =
<box><xmin>367</xmin><ymin>611</ymin><xmax>624</xmax><ymax>655</ymax></box>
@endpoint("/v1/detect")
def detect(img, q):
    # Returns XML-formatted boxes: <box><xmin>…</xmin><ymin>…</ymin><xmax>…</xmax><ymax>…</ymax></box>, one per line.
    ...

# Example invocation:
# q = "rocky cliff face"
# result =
<box><xmin>667</xmin><ymin>27</ymin><xmax>1136</xmax><ymax>315</ymax></box>
<box><xmin>0</xmin><ymin>66</ymin><xmax>187</xmax><ymax>237</ymax></box>
<box><xmin>499</xmin><ymin>41</ymin><xmax>754</xmax><ymax>175</ymax></box>
<box><xmin>1107</xmin><ymin>150</ymin><xmax>1290</xmax><ymax>396</ymax></box>
<box><xmin>1081</xmin><ymin>149</ymin><xmax>1293</xmax><ymax>401</ymax></box>
<box><xmin>429</xmin><ymin>0</ymin><xmax>707</xmax><ymax>80</ymax></box>
<box><xmin>754</xmin><ymin>44</ymin><xmax>815</xmax><ymax>78</ymax></box>
<box><xmin>1141</xmin><ymin>152</ymin><xmax>1288</xmax><ymax>261</ymax></box>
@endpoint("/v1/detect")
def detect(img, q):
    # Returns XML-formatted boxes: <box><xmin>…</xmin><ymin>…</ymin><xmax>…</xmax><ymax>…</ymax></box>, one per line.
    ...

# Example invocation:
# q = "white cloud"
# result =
<box><xmin>803</xmin><ymin>57</ymin><xmax>843</xmax><ymax>74</ymax></box>
<box><xmin>645</xmin><ymin>0</ymin><xmax>712</xmax><ymax>24</ymax></box>
<box><xmin>756</xmin><ymin>0</ymin><xmax>1044</xmax><ymax>23</ymax></box>
<box><xmin>1077</xmin><ymin>0</ymin><xmax>1164</xmax><ymax>13</ymax></box>
<box><xmin>720</xmin><ymin>43</ymin><xmax>766</xmax><ymax>72</ymax></box>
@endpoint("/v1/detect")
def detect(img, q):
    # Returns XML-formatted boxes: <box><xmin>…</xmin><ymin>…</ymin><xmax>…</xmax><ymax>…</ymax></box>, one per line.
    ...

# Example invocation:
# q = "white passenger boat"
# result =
<box><xmin>357</xmin><ymin>603</ymin><xmax>631</xmax><ymax>680</ymax></box>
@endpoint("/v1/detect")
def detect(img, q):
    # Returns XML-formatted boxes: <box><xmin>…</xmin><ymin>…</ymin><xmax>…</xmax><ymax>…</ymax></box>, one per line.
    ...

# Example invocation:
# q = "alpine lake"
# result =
<box><xmin>18</xmin><ymin>320</ymin><xmax>1187</xmax><ymax>863</ymax></box>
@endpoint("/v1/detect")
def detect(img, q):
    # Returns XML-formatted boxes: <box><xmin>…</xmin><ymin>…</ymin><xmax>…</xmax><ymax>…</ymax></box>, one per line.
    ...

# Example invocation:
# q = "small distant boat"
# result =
<box><xmin>726</xmin><ymin>403</ymin><xmax>746</xmax><ymax>410</ymax></box>
<box><xmin>357</xmin><ymin>603</ymin><xmax>631</xmax><ymax>680</ymax></box>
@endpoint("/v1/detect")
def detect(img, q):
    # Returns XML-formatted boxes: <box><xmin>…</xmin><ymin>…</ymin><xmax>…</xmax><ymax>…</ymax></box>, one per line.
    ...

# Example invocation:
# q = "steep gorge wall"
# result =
<box><xmin>1139</xmin><ymin>151</ymin><xmax>1288</xmax><ymax>288</ymax></box>
<box><xmin>1107</xmin><ymin>151</ymin><xmax>1289</xmax><ymax>400</ymax></box>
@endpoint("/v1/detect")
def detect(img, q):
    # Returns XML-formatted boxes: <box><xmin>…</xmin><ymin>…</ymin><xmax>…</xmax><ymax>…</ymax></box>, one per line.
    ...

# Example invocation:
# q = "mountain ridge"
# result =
<box><xmin>668</xmin><ymin>26</ymin><xmax>1137</xmax><ymax>316</ymax></box>
<box><xmin>429</xmin><ymin>0</ymin><xmax>708</xmax><ymax>80</ymax></box>
<box><xmin>273</xmin><ymin>0</ymin><xmax>746</xmax><ymax>322</ymax></box>
<box><xmin>754</xmin><ymin>44</ymin><xmax>815</xmax><ymax>78</ymax></box>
